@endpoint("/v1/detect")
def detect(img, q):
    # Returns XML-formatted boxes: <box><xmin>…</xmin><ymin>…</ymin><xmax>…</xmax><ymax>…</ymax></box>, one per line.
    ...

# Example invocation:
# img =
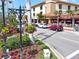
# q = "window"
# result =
<box><xmin>33</xmin><ymin>8</ymin><xmax>35</xmax><ymax>11</ymax></box>
<box><xmin>59</xmin><ymin>10</ymin><xmax>62</xmax><ymax>14</ymax></box>
<box><xmin>59</xmin><ymin>4</ymin><xmax>62</xmax><ymax>9</ymax></box>
<box><xmin>33</xmin><ymin>13</ymin><xmax>35</xmax><ymax>16</ymax></box>
<box><xmin>68</xmin><ymin>5</ymin><xmax>71</xmax><ymax>10</ymax></box>
<box><xmin>40</xmin><ymin>12</ymin><xmax>42</xmax><ymax>15</ymax></box>
<box><xmin>40</xmin><ymin>5</ymin><xmax>43</xmax><ymax>10</ymax></box>
<box><xmin>75</xmin><ymin>6</ymin><xmax>77</xmax><ymax>10</ymax></box>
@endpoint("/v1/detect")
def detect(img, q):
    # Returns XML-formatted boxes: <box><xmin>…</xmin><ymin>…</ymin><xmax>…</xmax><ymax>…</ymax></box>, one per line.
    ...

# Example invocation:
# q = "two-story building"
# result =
<box><xmin>31</xmin><ymin>0</ymin><xmax>79</xmax><ymax>26</ymax></box>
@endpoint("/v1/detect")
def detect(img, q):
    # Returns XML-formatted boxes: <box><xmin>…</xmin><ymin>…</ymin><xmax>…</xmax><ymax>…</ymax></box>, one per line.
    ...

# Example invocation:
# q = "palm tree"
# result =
<box><xmin>66</xmin><ymin>10</ymin><xmax>73</xmax><ymax>15</ymax></box>
<box><xmin>66</xmin><ymin>10</ymin><xmax>75</xmax><ymax>27</ymax></box>
<box><xmin>54</xmin><ymin>10</ymin><xmax>62</xmax><ymax>25</ymax></box>
<box><xmin>37</xmin><ymin>13</ymin><xmax>45</xmax><ymax>24</ymax></box>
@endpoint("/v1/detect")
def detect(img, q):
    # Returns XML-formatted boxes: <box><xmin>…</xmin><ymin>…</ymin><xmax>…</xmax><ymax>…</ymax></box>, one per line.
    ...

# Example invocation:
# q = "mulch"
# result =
<box><xmin>0</xmin><ymin>44</ymin><xmax>42</xmax><ymax>59</ymax></box>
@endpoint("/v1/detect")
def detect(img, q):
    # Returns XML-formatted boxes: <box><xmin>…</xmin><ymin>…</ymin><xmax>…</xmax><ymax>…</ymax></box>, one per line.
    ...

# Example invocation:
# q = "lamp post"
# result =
<box><xmin>19</xmin><ymin>6</ymin><xmax>23</xmax><ymax>59</ymax></box>
<box><xmin>26</xmin><ymin>0</ymin><xmax>35</xmax><ymax>44</ymax></box>
<box><xmin>1</xmin><ymin>0</ymin><xmax>8</xmax><ymax>59</ymax></box>
<box><xmin>8</xmin><ymin>6</ymin><xmax>25</xmax><ymax>59</ymax></box>
<box><xmin>2</xmin><ymin>0</ymin><xmax>6</xmax><ymax>25</ymax></box>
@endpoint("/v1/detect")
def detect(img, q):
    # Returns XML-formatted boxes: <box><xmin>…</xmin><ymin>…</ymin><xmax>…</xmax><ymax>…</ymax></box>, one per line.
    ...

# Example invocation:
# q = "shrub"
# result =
<box><xmin>7</xmin><ymin>35</ymin><xmax>30</xmax><ymax>50</ymax></box>
<box><xmin>1</xmin><ymin>27</ymin><xmax>9</xmax><ymax>34</ymax></box>
<box><xmin>36</xmin><ymin>40</ymin><xmax>44</xmax><ymax>45</ymax></box>
<box><xmin>22</xmin><ymin>35</ymin><xmax>30</xmax><ymax>46</ymax></box>
<box><xmin>0</xmin><ymin>41</ymin><xmax>4</xmax><ymax>48</ymax></box>
<box><xmin>43</xmin><ymin>45</ymin><xmax>49</xmax><ymax>49</ymax></box>
<box><xmin>7</xmin><ymin>37</ymin><xmax>20</xmax><ymax>50</ymax></box>
<box><xmin>25</xmin><ymin>24</ymin><xmax>36</xmax><ymax>33</ymax></box>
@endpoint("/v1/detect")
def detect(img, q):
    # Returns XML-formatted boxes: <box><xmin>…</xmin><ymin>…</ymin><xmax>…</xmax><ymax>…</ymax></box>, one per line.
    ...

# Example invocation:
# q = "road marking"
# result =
<box><xmin>66</xmin><ymin>50</ymin><xmax>79</xmax><ymax>59</ymax></box>
<box><xmin>61</xmin><ymin>37</ymin><xmax>79</xmax><ymax>44</ymax></box>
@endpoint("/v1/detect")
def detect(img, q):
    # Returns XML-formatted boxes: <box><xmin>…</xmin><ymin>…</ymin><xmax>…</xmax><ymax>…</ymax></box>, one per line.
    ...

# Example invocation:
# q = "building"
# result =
<box><xmin>31</xmin><ymin>0</ymin><xmax>79</xmax><ymax>26</ymax></box>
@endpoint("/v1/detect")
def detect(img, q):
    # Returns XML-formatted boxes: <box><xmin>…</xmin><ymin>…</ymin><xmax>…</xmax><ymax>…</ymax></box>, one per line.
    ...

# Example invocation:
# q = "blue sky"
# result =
<box><xmin>11</xmin><ymin>0</ymin><xmax>79</xmax><ymax>8</ymax></box>
<box><xmin>11</xmin><ymin>0</ymin><xmax>44</xmax><ymax>8</ymax></box>
<box><xmin>0</xmin><ymin>0</ymin><xmax>79</xmax><ymax>8</ymax></box>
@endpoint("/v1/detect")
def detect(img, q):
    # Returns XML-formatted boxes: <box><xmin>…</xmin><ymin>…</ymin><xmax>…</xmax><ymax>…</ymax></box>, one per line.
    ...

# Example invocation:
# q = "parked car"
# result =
<box><xmin>48</xmin><ymin>25</ymin><xmax>63</xmax><ymax>31</ymax></box>
<box><xmin>37</xmin><ymin>23</ymin><xmax>43</xmax><ymax>28</ymax></box>
<box><xmin>48</xmin><ymin>25</ymin><xmax>57</xmax><ymax>31</ymax></box>
<box><xmin>35</xmin><ymin>23</ymin><xmax>48</xmax><ymax>29</ymax></box>
<box><xmin>42</xmin><ymin>24</ymin><xmax>48</xmax><ymax>29</ymax></box>
<box><xmin>56</xmin><ymin>25</ymin><xmax>63</xmax><ymax>31</ymax></box>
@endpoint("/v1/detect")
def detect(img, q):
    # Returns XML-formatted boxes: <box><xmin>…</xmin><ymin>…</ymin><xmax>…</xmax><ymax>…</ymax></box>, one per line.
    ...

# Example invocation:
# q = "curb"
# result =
<box><xmin>34</xmin><ymin>36</ymin><xmax>65</xmax><ymax>59</ymax></box>
<box><xmin>42</xmin><ymin>41</ymin><xmax>65</xmax><ymax>59</ymax></box>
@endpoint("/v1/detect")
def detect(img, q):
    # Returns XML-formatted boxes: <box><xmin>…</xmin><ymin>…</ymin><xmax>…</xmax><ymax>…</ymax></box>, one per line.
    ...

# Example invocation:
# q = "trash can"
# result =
<box><xmin>43</xmin><ymin>49</ymin><xmax>50</xmax><ymax>59</ymax></box>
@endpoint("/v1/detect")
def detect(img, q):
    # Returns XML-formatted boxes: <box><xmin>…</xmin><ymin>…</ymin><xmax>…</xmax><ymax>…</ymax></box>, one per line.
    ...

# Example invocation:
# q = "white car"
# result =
<box><xmin>37</xmin><ymin>23</ymin><xmax>43</xmax><ymax>28</ymax></box>
<box><xmin>42</xmin><ymin>24</ymin><xmax>48</xmax><ymax>28</ymax></box>
<box><xmin>36</xmin><ymin>23</ymin><xmax>48</xmax><ymax>28</ymax></box>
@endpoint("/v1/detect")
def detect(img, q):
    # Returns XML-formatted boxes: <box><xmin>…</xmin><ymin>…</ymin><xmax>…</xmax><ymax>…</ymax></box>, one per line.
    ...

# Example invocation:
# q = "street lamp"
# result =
<box><xmin>8</xmin><ymin>6</ymin><xmax>25</xmax><ymax>59</ymax></box>
<box><xmin>1</xmin><ymin>0</ymin><xmax>10</xmax><ymax>59</ymax></box>
<box><xmin>1</xmin><ymin>0</ymin><xmax>6</xmax><ymax>26</ymax></box>
<box><xmin>19</xmin><ymin>6</ymin><xmax>23</xmax><ymax>59</ymax></box>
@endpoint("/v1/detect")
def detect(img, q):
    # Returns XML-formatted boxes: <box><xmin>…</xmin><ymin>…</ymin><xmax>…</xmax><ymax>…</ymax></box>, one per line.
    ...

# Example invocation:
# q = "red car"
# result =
<box><xmin>48</xmin><ymin>25</ymin><xmax>63</xmax><ymax>31</ymax></box>
<box><xmin>48</xmin><ymin>25</ymin><xmax>57</xmax><ymax>31</ymax></box>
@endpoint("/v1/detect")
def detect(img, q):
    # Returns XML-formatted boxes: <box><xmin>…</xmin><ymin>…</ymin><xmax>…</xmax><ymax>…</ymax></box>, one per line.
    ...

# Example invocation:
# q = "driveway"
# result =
<box><xmin>34</xmin><ymin>28</ymin><xmax>79</xmax><ymax>59</ymax></box>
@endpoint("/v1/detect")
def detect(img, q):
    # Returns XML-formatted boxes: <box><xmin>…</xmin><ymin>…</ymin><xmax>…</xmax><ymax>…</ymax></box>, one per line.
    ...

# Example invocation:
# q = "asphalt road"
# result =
<box><xmin>34</xmin><ymin>28</ymin><xmax>79</xmax><ymax>59</ymax></box>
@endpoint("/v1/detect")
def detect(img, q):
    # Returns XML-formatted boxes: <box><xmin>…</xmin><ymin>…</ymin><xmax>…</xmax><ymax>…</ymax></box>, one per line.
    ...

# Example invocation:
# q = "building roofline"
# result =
<box><xmin>32</xmin><ymin>1</ymin><xmax>79</xmax><ymax>8</ymax></box>
<box><xmin>32</xmin><ymin>2</ymin><xmax>45</xmax><ymax>8</ymax></box>
<box><xmin>57</xmin><ymin>1</ymin><xmax>79</xmax><ymax>6</ymax></box>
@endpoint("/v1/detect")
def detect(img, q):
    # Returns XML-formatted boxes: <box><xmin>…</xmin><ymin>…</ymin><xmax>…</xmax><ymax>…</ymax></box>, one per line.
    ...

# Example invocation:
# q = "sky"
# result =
<box><xmin>0</xmin><ymin>0</ymin><xmax>79</xmax><ymax>8</ymax></box>
<box><xmin>10</xmin><ymin>0</ymin><xmax>44</xmax><ymax>8</ymax></box>
<box><xmin>11</xmin><ymin>0</ymin><xmax>79</xmax><ymax>8</ymax></box>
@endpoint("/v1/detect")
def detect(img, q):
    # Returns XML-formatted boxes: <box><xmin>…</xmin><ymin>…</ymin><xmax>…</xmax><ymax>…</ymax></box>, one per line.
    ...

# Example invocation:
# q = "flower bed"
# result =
<box><xmin>0</xmin><ymin>36</ymin><xmax>58</xmax><ymax>59</ymax></box>
<box><xmin>0</xmin><ymin>26</ymin><xmax>17</xmax><ymax>40</ymax></box>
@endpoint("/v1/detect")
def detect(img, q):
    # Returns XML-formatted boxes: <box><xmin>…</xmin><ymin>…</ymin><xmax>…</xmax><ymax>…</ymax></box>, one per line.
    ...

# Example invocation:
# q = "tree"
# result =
<box><xmin>25</xmin><ymin>24</ymin><xmax>36</xmax><ymax>44</ymax></box>
<box><xmin>54</xmin><ymin>10</ymin><xmax>62</xmax><ymax>25</ymax></box>
<box><xmin>8</xmin><ymin>16</ymin><xmax>18</xmax><ymax>27</ymax></box>
<box><xmin>66</xmin><ymin>10</ymin><xmax>75</xmax><ymax>27</ymax></box>
<box><xmin>66</xmin><ymin>10</ymin><xmax>73</xmax><ymax>15</ymax></box>
<box><xmin>23</xmin><ymin>15</ymin><xmax>27</xmax><ymax>20</ymax></box>
<box><xmin>37</xmin><ymin>13</ymin><xmax>45</xmax><ymax>24</ymax></box>
<box><xmin>8</xmin><ymin>12</ymin><xmax>18</xmax><ymax>27</ymax></box>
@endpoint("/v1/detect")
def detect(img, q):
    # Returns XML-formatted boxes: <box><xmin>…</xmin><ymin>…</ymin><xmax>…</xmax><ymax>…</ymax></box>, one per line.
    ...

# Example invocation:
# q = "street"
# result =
<box><xmin>34</xmin><ymin>28</ymin><xmax>79</xmax><ymax>59</ymax></box>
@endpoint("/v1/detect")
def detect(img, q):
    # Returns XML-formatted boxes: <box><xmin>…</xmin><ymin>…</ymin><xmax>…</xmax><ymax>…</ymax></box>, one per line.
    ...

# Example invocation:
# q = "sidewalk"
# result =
<box><xmin>63</xmin><ymin>27</ymin><xmax>75</xmax><ymax>32</ymax></box>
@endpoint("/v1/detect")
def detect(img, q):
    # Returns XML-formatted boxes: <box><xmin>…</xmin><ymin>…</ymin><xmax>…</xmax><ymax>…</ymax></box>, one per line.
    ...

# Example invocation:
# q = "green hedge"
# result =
<box><xmin>0</xmin><ymin>34</ymin><xmax>30</xmax><ymax>50</ymax></box>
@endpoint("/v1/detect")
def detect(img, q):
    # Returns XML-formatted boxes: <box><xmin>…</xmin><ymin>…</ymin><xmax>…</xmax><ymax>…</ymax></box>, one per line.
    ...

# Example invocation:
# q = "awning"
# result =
<box><xmin>43</xmin><ymin>13</ymin><xmax>57</xmax><ymax>18</ymax></box>
<box><xmin>60</xmin><ymin>15</ymin><xmax>72</xmax><ymax>19</ymax></box>
<box><xmin>73</xmin><ymin>15</ymin><xmax>79</xmax><ymax>19</ymax></box>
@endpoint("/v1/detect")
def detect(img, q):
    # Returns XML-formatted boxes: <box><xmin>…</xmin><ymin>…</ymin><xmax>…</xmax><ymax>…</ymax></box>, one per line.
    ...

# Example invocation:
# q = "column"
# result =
<box><xmin>48</xmin><ymin>18</ymin><xmax>51</xmax><ymax>25</ymax></box>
